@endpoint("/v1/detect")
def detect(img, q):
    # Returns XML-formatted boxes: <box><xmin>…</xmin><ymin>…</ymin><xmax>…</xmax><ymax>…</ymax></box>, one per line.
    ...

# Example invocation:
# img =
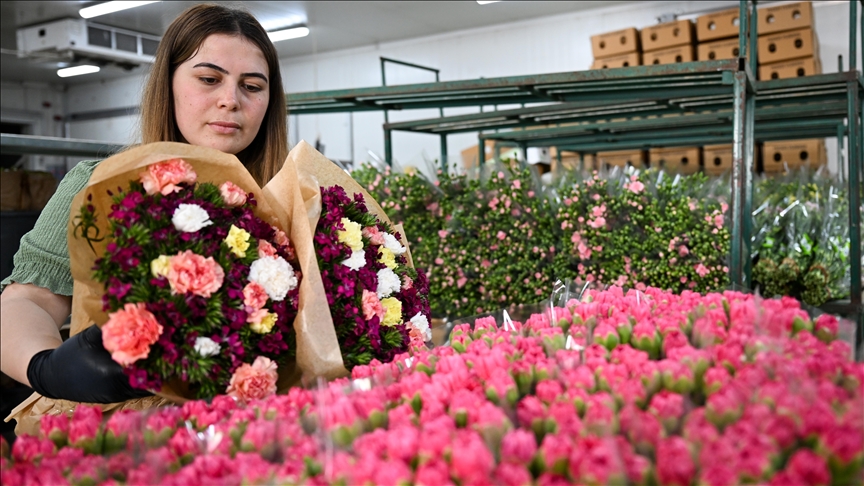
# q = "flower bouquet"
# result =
<box><xmin>76</xmin><ymin>156</ymin><xmax>301</xmax><ymax>401</ymax></box>
<box><xmin>313</xmin><ymin>184</ymin><xmax>431</xmax><ymax>368</ymax></box>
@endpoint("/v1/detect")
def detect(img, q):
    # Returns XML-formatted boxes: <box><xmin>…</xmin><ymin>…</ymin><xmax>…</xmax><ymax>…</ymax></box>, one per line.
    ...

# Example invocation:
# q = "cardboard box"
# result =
<box><xmin>591</xmin><ymin>28</ymin><xmax>640</xmax><ymax>59</ymax></box>
<box><xmin>758</xmin><ymin>2</ymin><xmax>813</xmax><ymax>36</ymax></box>
<box><xmin>697</xmin><ymin>8</ymin><xmax>742</xmax><ymax>42</ymax></box>
<box><xmin>461</xmin><ymin>141</ymin><xmax>512</xmax><ymax>170</ymax></box>
<box><xmin>697</xmin><ymin>38</ymin><xmax>742</xmax><ymax>61</ymax></box>
<box><xmin>759</xmin><ymin>57</ymin><xmax>821</xmax><ymax>80</ymax></box>
<box><xmin>597</xmin><ymin>150</ymin><xmax>645</xmax><ymax>168</ymax></box>
<box><xmin>591</xmin><ymin>52</ymin><xmax>641</xmax><ymax>69</ymax></box>
<box><xmin>551</xmin><ymin>148</ymin><xmax>595</xmax><ymax>172</ymax></box>
<box><xmin>641</xmin><ymin>19</ymin><xmax>695</xmax><ymax>52</ymax></box>
<box><xmin>758</xmin><ymin>28</ymin><xmax>816</xmax><ymax>64</ymax></box>
<box><xmin>649</xmin><ymin>147</ymin><xmax>701</xmax><ymax>174</ymax></box>
<box><xmin>703</xmin><ymin>144</ymin><xmax>733</xmax><ymax>175</ymax></box>
<box><xmin>763</xmin><ymin>139</ymin><xmax>826</xmax><ymax>172</ymax></box>
<box><xmin>644</xmin><ymin>45</ymin><xmax>695</xmax><ymax>65</ymax></box>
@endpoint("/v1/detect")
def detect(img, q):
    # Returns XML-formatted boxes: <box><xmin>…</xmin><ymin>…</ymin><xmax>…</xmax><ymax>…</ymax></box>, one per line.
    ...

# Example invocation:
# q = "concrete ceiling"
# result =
<box><xmin>0</xmin><ymin>1</ymin><xmax>630</xmax><ymax>86</ymax></box>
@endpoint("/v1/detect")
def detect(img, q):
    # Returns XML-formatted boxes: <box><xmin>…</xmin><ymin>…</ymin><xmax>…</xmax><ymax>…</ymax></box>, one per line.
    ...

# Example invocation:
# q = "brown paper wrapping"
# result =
<box><xmin>7</xmin><ymin>140</ymin><xmax>411</xmax><ymax>436</ymax></box>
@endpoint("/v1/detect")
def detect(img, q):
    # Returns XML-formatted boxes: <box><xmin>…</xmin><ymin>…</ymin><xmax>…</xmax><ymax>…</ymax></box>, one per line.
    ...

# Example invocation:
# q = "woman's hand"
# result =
<box><xmin>27</xmin><ymin>324</ymin><xmax>152</xmax><ymax>403</ymax></box>
<box><xmin>1</xmin><ymin>283</ymin><xmax>150</xmax><ymax>403</ymax></box>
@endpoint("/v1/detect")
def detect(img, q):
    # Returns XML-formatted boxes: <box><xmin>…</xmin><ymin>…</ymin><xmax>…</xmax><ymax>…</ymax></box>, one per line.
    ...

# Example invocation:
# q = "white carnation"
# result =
<box><xmin>376</xmin><ymin>267</ymin><xmax>401</xmax><ymax>299</ymax></box>
<box><xmin>194</xmin><ymin>336</ymin><xmax>220</xmax><ymax>357</ymax></box>
<box><xmin>410</xmin><ymin>312</ymin><xmax>431</xmax><ymax>341</ymax></box>
<box><xmin>382</xmin><ymin>233</ymin><xmax>406</xmax><ymax>255</ymax></box>
<box><xmin>249</xmin><ymin>256</ymin><xmax>298</xmax><ymax>301</ymax></box>
<box><xmin>341</xmin><ymin>250</ymin><xmax>366</xmax><ymax>271</ymax></box>
<box><xmin>172</xmin><ymin>203</ymin><xmax>213</xmax><ymax>233</ymax></box>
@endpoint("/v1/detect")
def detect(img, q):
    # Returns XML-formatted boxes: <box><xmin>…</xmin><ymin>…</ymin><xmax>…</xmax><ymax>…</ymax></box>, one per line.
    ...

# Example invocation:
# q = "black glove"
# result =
<box><xmin>27</xmin><ymin>325</ymin><xmax>153</xmax><ymax>403</ymax></box>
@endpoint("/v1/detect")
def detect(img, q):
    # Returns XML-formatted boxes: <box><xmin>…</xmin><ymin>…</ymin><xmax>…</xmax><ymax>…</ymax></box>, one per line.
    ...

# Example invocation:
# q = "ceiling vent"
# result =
<box><xmin>16</xmin><ymin>18</ymin><xmax>159</xmax><ymax>69</ymax></box>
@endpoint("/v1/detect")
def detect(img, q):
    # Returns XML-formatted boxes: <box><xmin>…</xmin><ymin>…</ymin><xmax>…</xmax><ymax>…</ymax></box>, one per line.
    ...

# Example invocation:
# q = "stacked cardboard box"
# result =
<box><xmin>762</xmin><ymin>139</ymin><xmax>826</xmax><ymax>173</ymax></box>
<box><xmin>649</xmin><ymin>147</ymin><xmax>701</xmax><ymax>174</ymax></box>
<box><xmin>596</xmin><ymin>149</ymin><xmax>645</xmax><ymax>169</ymax></box>
<box><xmin>591</xmin><ymin>28</ymin><xmax>641</xmax><ymax>69</ymax></box>
<box><xmin>641</xmin><ymin>19</ymin><xmax>695</xmax><ymax>66</ymax></box>
<box><xmin>696</xmin><ymin>7</ymin><xmax>746</xmax><ymax>64</ymax></box>
<box><xmin>703</xmin><ymin>145</ymin><xmax>733</xmax><ymax>176</ymax></box>
<box><xmin>757</xmin><ymin>2</ymin><xmax>821</xmax><ymax>80</ymax></box>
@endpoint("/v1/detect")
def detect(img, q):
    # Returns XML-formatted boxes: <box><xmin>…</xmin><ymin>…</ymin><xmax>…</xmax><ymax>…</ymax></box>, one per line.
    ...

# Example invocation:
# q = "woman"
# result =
<box><xmin>0</xmin><ymin>4</ymin><xmax>287</xmax><ymax>406</ymax></box>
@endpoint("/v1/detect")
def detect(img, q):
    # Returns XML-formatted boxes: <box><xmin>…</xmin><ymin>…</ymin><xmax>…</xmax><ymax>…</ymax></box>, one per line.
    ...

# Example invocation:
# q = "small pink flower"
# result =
<box><xmin>219</xmin><ymin>181</ymin><xmax>247</xmax><ymax>206</ymax></box>
<box><xmin>272</xmin><ymin>226</ymin><xmax>290</xmax><ymax>247</ymax></box>
<box><xmin>140</xmin><ymin>158</ymin><xmax>197</xmax><ymax>196</ymax></box>
<box><xmin>714</xmin><ymin>214</ymin><xmax>724</xmax><ymax>228</ymax></box>
<box><xmin>628</xmin><ymin>180</ymin><xmax>645</xmax><ymax>193</ymax></box>
<box><xmin>437</xmin><ymin>229</ymin><xmax>448</xmax><ymax>238</ymax></box>
<box><xmin>361</xmin><ymin>289</ymin><xmax>385</xmax><ymax>321</ymax></box>
<box><xmin>257</xmin><ymin>240</ymin><xmax>277</xmax><ymax>258</ymax></box>
<box><xmin>588</xmin><ymin>217</ymin><xmax>606</xmax><ymax>229</ymax></box>
<box><xmin>102</xmin><ymin>304</ymin><xmax>163</xmax><ymax>366</ymax></box>
<box><xmin>656</xmin><ymin>436</ymin><xmax>696</xmax><ymax>486</ymax></box>
<box><xmin>497</xmin><ymin>231</ymin><xmax>507</xmax><ymax>240</ymax></box>
<box><xmin>362</xmin><ymin>226</ymin><xmax>385</xmax><ymax>245</ymax></box>
<box><xmin>678</xmin><ymin>245</ymin><xmax>690</xmax><ymax>257</ymax></box>
<box><xmin>167</xmin><ymin>250</ymin><xmax>225</xmax><ymax>297</ymax></box>
<box><xmin>243</xmin><ymin>281</ymin><xmax>269</xmax><ymax>310</ymax></box>
<box><xmin>227</xmin><ymin>356</ymin><xmax>278</xmax><ymax>402</ymax></box>
<box><xmin>695</xmin><ymin>263</ymin><xmax>710</xmax><ymax>277</ymax></box>
<box><xmin>512</xmin><ymin>179</ymin><xmax>521</xmax><ymax>190</ymax></box>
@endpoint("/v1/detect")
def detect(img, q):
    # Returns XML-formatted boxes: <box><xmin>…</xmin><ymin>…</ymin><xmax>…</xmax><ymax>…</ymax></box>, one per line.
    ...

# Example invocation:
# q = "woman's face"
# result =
<box><xmin>172</xmin><ymin>34</ymin><xmax>269</xmax><ymax>155</ymax></box>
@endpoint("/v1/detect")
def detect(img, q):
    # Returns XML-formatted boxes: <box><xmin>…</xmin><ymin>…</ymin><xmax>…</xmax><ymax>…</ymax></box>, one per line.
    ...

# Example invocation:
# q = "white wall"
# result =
<box><xmin>65</xmin><ymin>74</ymin><xmax>145</xmax><ymax>146</ymax></box>
<box><xmin>0</xmin><ymin>81</ymin><xmax>66</xmax><ymax>174</ymax></box>
<box><xmin>3</xmin><ymin>1</ymin><xmax>858</xmax><ymax>176</ymax></box>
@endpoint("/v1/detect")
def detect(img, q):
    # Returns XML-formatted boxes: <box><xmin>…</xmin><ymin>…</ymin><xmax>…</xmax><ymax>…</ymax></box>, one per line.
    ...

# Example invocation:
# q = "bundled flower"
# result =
<box><xmin>79</xmin><ymin>158</ymin><xmax>300</xmax><ymax>400</ymax></box>
<box><xmin>313</xmin><ymin>185</ymin><xmax>431</xmax><ymax>369</ymax></box>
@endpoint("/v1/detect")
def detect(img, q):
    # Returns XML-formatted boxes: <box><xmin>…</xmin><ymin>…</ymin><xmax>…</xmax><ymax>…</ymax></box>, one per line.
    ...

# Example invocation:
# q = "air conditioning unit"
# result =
<box><xmin>16</xmin><ymin>18</ymin><xmax>159</xmax><ymax>67</ymax></box>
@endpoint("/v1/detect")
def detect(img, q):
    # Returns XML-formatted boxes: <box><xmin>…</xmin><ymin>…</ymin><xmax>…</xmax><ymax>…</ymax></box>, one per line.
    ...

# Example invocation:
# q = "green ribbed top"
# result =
<box><xmin>1</xmin><ymin>160</ymin><xmax>100</xmax><ymax>296</ymax></box>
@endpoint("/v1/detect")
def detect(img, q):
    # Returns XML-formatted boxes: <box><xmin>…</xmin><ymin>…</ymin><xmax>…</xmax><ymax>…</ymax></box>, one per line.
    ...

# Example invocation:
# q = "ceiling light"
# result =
<box><xmin>80</xmin><ymin>1</ymin><xmax>160</xmax><ymax>20</ymax></box>
<box><xmin>57</xmin><ymin>65</ymin><xmax>101</xmax><ymax>77</ymax></box>
<box><xmin>477</xmin><ymin>1</ymin><xmax>501</xmax><ymax>4</ymax></box>
<box><xmin>268</xmin><ymin>26</ymin><xmax>310</xmax><ymax>42</ymax></box>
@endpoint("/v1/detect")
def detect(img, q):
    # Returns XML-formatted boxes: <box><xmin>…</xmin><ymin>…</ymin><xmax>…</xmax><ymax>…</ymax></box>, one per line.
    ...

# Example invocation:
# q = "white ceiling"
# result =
<box><xmin>0</xmin><ymin>1</ymin><xmax>630</xmax><ymax>86</ymax></box>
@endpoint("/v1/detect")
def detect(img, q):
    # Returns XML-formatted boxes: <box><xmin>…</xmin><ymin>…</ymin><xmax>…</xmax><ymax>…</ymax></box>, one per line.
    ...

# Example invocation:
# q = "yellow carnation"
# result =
<box><xmin>337</xmin><ymin>217</ymin><xmax>363</xmax><ymax>251</ymax></box>
<box><xmin>224</xmin><ymin>224</ymin><xmax>251</xmax><ymax>257</ymax></box>
<box><xmin>150</xmin><ymin>255</ymin><xmax>171</xmax><ymax>278</ymax></box>
<box><xmin>380</xmin><ymin>297</ymin><xmax>402</xmax><ymax>327</ymax></box>
<box><xmin>250</xmin><ymin>312</ymin><xmax>277</xmax><ymax>334</ymax></box>
<box><xmin>378</xmin><ymin>247</ymin><xmax>396</xmax><ymax>269</ymax></box>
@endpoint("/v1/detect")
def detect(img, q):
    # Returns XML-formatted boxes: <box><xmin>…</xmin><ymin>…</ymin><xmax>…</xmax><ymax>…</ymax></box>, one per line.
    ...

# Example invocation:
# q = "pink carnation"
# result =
<box><xmin>102</xmin><ymin>304</ymin><xmax>163</xmax><ymax>366</ymax></box>
<box><xmin>656</xmin><ymin>436</ymin><xmax>696</xmax><ymax>486</ymax></box>
<box><xmin>361</xmin><ymin>289</ymin><xmax>385</xmax><ymax>321</ymax></box>
<box><xmin>167</xmin><ymin>250</ymin><xmax>225</xmax><ymax>297</ymax></box>
<box><xmin>362</xmin><ymin>226</ymin><xmax>385</xmax><ymax>245</ymax></box>
<box><xmin>628</xmin><ymin>180</ymin><xmax>645</xmax><ymax>193</ymax></box>
<box><xmin>243</xmin><ymin>281</ymin><xmax>269</xmax><ymax>311</ymax></box>
<box><xmin>695</xmin><ymin>263</ymin><xmax>710</xmax><ymax>278</ymax></box>
<box><xmin>226</xmin><ymin>356</ymin><xmax>278</xmax><ymax>402</ymax></box>
<box><xmin>219</xmin><ymin>181</ymin><xmax>247</xmax><ymax>206</ymax></box>
<box><xmin>139</xmin><ymin>158</ymin><xmax>197</xmax><ymax>196</ymax></box>
<box><xmin>257</xmin><ymin>240</ymin><xmax>277</xmax><ymax>258</ymax></box>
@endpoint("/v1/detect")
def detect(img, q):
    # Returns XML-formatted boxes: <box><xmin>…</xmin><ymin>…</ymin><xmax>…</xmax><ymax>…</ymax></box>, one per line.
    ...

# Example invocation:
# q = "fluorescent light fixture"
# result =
<box><xmin>477</xmin><ymin>1</ymin><xmax>501</xmax><ymax>4</ymax></box>
<box><xmin>80</xmin><ymin>1</ymin><xmax>160</xmax><ymax>19</ymax></box>
<box><xmin>57</xmin><ymin>65</ymin><xmax>101</xmax><ymax>78</ymax></box>
<box><xmin>268</xmin><ymin>26</ymin><xmax>310</xmax><ymax>42</ymax></box>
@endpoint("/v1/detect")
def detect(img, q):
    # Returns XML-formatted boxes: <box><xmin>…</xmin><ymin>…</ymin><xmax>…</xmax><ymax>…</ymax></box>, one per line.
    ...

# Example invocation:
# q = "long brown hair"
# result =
<box><xmin>140</xmin><ymin>4</ymin><xmax>287</xmax><ymax>185</ymax></box>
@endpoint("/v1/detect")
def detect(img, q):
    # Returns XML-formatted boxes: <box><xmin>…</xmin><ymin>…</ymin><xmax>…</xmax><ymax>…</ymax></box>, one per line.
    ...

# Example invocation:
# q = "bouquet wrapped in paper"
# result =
<box><xmin>8</xmin><ymin>141</ymin><xmax>429</xmax><ymax>435</ymax></box>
